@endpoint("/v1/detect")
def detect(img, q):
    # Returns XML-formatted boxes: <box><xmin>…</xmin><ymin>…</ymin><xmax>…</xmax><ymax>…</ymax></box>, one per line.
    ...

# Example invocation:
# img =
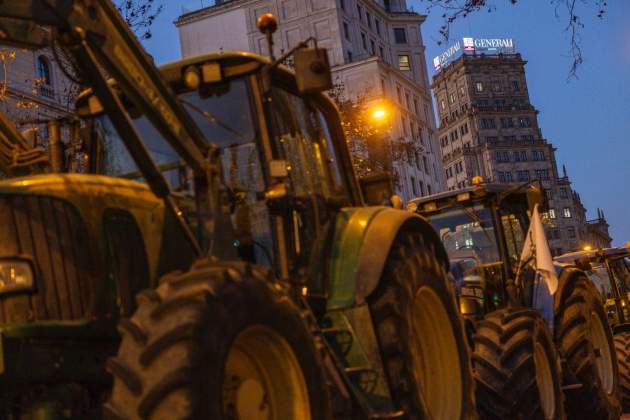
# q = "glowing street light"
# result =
<box><xmin>372</xmin><ymin>108</ymin><xmax>387</xmax><ymax>120</ymax></box>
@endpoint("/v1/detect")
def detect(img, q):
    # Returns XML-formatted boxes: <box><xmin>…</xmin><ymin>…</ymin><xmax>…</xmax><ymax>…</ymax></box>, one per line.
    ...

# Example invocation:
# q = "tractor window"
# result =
<box><xmin>585</xmin><ymin>264</ymin><xmax>614</xmax><ymax>300</ymax></box>
<box><xmin>267</xmin><ymin>87</ymin><xmax>346</xmax><ymax>199</ymax></box>
<box><xmin>610</xmin><ymin>258</ymin><xmax>630</xmax><ymax>294</ymax></box>
<box><xmin>429</xmin><ymin>206</ymin><xmax>501</xmax><ymax>264</ymax></box>
<box><xmin>501</xmin><ymin>213</ymin><xmax>526</xmax><ymax>261</ymax></box>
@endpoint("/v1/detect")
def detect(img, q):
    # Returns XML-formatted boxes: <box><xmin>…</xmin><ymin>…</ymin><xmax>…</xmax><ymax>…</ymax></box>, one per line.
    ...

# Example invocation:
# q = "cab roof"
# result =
<box><xmin>555</xmin><ymin>247</ymin><xmax>630</xmax><ymax>263</ymax></box>
<box><xmin>410</xmin><ymin>183</ymin><xmax>532</xmax><ymax>211</ymax></box>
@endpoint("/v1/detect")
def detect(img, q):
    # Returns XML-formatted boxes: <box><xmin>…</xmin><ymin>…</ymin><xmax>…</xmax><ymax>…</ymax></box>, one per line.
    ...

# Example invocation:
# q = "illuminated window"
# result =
<box><xmin>563</xmin><ymin>207</ymin><xmax>572</xmax><ymax>218</ymax></box>
<box><xmin>37</xmin><ymin>56</ymin><xmax>52</xmax><ymax>86</ymax></box>
<box><xmin>475</xmin><ymin>82</ymin><xmax>484</xmax><ymax>92</ymax></box>
<box><xmin>549</xmin><ymin>208</ymin><xmax>556</xmax><ymax>219</ymax></box>
<box><xmin>398</xmin><ymin>54</ymin><xmax>411</xmax><ymax>71</ymax></box>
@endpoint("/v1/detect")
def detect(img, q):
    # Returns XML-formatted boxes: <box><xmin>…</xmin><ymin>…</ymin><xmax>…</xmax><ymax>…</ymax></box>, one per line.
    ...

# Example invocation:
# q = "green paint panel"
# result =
<box><xmin>327</xmin><ymin>207</ymin><xmax>387</xmax><ymax>310</ymax></box>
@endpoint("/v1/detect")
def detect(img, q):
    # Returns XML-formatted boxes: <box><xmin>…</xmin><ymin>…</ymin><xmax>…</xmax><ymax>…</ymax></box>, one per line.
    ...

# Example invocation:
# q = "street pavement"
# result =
<box><xmin>621</xmin><ymin>414</ymin><xmax>630</xmax><ymax>419</ymax></box>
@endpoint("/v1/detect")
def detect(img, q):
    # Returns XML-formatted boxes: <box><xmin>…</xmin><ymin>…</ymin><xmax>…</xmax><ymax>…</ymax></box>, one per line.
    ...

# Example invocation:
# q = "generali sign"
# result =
<box><xmin>433</xmin><ymin>37</ymin><xmax>515</xmax><ymax>71</ymax></box>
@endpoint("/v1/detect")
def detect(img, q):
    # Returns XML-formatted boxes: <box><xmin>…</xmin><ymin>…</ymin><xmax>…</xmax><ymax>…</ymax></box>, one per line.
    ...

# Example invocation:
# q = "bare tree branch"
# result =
<box><xmin>116</xmin><ymin>0</ymin><xmax>164</xmax><ymax>40</ymax></box>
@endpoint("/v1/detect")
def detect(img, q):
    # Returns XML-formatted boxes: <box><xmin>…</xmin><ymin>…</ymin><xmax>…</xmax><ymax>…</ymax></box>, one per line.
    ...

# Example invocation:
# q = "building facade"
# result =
<box><xmin>586</xmin><ymin>208</ymin><xmax>613</xmax><ymax>249</ymax></box>
<box><xmin>432</xmin><ymin>51</ymin><xmax>589</xmax><ymax>255</ymax></box>
<box><xmin>175</xmin><ymin>0</ymin><xmax>445</xmax><ymax>200</ymax></box>
<box><xmin>0</xmin><ymin>46</ymin><xmax>79</xmax><ymax>170</ymax></box>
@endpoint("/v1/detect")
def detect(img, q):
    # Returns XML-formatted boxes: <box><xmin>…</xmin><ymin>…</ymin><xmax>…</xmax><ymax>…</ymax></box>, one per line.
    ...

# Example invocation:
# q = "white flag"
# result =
<box><xmin>519</xmin><ymin>204</ymin><xmax>558</xmax><ymax>294</ymax></box>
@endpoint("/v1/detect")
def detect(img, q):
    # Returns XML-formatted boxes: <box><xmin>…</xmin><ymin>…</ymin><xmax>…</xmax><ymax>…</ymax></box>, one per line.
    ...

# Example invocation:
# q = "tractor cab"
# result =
<box><xmin>410</xmin><ymin>181</ymin><xmax>544</xmax><ymax>317</ymax></box>
<box><xmin>556</xmin><ymin>246</ymin><xmax>630</xmax><ymax>331</ymax></box>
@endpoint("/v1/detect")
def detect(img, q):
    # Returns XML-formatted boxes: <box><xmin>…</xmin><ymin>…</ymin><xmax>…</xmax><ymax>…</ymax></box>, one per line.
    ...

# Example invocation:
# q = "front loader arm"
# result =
<box><xmin>0</xmin><ymin>105</ymin><xmax>48</xmax><ymax>175</ymax></box>
<box><xmin>0</xmin><ymin>0</ymin><xmax>210</xmax><ymax>179</ymax></box>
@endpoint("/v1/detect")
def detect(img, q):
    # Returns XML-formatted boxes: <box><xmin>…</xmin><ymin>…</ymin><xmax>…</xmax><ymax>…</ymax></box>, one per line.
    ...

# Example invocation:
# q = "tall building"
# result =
<box><xmin>175</xmin><ymin>0</ymin><xmax>445</xmax><ymax>200</ymax></box>
<box><xmin>432</xmin><ymin>43</ymin><xmax>589</xmax><ymax>255</ymax></box>
<box><xmin>586</xmin><ymin>208</ymin><xmax>613</xmax><ymax>249</ymax></box>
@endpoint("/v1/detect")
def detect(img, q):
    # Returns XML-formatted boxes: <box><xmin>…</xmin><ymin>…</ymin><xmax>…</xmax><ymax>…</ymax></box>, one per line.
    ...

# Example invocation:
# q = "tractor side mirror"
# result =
<box><xmin>360</xmin><ymin>172</ymin><xmax>397</xmax><ymax>207</ymax></box>
<box><xmin>294</xmin><ymin>47</ymin><xmax>332</xmax><ymax>94</ymax></box>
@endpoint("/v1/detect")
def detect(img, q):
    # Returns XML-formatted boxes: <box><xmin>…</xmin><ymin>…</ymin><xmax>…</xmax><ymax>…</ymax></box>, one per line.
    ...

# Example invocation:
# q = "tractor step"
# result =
<box><xmin>562</xmin><ymin>383</ymin><xmax>583</xmax><ymax>390</ymax></box>
<box><xmin>344</xmin><ymin>366</ymin><xmax>373</xmax><ymax>374</ymax></box>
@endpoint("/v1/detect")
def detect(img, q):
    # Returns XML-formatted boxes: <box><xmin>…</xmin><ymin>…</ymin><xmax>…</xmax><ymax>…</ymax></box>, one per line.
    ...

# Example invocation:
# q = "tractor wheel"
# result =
<box><xmin>555</xmin><ymin>273</ymin><xmax>621</xmax><ymax>419</ymax></box>
<box><xmin>472</xmin><ymin>308</ymin><xmax>565</xmax><ymax>420</ymax></box>
<box><xmin>368</xmin><ymin>232</ymin><xmax>476</xmax><ymax>420</ymax></box>
<box><xmin>103</xmin><ymin>262</ymin><xmax>332</xmax><ymax>420</ymax></box>
<box><xmin>614</xmin><ymin>331</ymin><xmax>630</xmax><ymax>411</ymax></box>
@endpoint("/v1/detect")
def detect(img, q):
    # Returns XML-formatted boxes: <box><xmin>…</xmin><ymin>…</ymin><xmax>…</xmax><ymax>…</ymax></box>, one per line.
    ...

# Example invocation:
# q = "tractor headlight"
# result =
<box><xmin>0</xmin><ymin>260</ymin><xmax>34</xmax><ymax>294</ymax></box>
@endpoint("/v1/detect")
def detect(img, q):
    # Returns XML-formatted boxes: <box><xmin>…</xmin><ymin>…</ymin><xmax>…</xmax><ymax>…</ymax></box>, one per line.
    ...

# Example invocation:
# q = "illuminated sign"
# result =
<box><xmin>433</xmin><ymin>37</ymin><xmax>516</xmax><ymax>71</ymax></box>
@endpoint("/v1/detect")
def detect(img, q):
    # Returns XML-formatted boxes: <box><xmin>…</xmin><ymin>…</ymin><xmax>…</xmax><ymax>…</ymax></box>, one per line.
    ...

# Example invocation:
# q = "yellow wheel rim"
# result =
<box><xmin>590</xmin><ymin>311</ymin><xmax>614</xmax><ymax>394</ymax></box>
<box><xmin>411</xmin><ymin>286</ymin><xmax>464</xmax><ymax>420</ymax></box>
<box><xmin>223</xmin><ymin>325</ymin><xmax>311</xmax><ymax>420</ymax></box>
<box><xmin>533</xmin><ymin>342</ymin><xmax>556</xmax><ymax>420</ymax></box>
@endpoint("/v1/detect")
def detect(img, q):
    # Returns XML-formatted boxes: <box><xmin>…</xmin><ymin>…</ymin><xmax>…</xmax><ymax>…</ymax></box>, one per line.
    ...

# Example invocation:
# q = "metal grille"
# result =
<box><xmin>0</xmin><ymin>195</ymin><xmax>93</xmax><ymax>323</ymax></box>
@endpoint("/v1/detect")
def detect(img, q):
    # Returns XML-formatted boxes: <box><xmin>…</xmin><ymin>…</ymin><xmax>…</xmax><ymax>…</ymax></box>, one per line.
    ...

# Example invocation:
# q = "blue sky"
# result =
<box><xmin>142</xmin><ymin>1</ymin><xmax>630</xmax><ymax>245</ymax></box>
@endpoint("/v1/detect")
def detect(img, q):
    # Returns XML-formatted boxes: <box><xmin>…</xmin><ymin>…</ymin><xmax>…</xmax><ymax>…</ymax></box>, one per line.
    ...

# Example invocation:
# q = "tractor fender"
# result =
<box><xmin>326</xmin><ymin>207</ymin><xmax>448</xmax><ymax>311</ymax></box>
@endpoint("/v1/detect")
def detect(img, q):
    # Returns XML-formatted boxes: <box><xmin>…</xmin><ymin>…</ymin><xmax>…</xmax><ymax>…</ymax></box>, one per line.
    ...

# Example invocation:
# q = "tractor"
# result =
<box><xmin>556</xmin><ymin>245</ymin><xmax>630</xmax><ymax>411</ymax></box>
<box><xmin>0</xmin><ymin>1</ymin><xmax>477</xmax><ymax>418</ymax></box>
<box><xmin>410</xmin><ymin>180</ymin><xmax>621</xmax><ymax>420</ymax></box>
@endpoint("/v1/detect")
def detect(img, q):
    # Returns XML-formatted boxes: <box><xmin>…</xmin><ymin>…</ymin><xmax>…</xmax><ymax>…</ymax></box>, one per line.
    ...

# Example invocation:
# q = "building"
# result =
<box><xmin>0</xmin><ymin>46</ymin><xmax>79</xmax><ymax>170</ymax></box>
<box><xmin>175</xmin><ymin>0</ymin><xmax>445</xmax><ymax>200</ymax></box>
<box><xmin>586</xmin><ymin>208</ymin><xmax>613</xmax><ymax>249</ymax></box>
<box><xmin>432</xmin><ymin>44</ymin><xmax>589</xmax><ymax>255</ymax></box>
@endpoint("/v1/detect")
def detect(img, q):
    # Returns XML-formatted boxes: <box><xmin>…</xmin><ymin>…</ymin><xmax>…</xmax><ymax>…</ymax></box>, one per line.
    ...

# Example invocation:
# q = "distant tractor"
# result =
<box><xmin>556</xmin><ymin>246</ymin><xmax>630</xmax><ymax>411</ymax></box>
<box><xmin>0</xmin><ymin>2</ymin><xmax>477</xmax><ymax>419</ymax></box>
<box><xmin>411</xmin><ymin>181</ymin><xmax>621</xmax><ymax>420</ymax></box>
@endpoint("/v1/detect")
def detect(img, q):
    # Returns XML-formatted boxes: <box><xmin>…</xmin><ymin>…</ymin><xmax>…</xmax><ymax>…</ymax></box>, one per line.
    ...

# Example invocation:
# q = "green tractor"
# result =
<box><xmin>410</xmin><ymin>182</ymin><xmax>621</xmax><ymax>420</ymax></box>
<box><xmin>556</xmin><ymin>246</ymin><xmax>630</xmax><ymax>411</ymax></box>
<box><xmin>0</xmin><ymin>1</ymin><xmax>477</xmax><ymax>418</ymax></box>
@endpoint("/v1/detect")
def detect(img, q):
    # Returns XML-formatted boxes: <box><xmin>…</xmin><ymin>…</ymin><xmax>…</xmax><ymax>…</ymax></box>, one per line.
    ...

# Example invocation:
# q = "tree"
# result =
<box><xmin>328</xmin><ymin>80</ymin><xmax>427</xmax><ymax>188</ymax></box>
<box><xmin>422</xmin><ymin>0</ymin><xmax>608</xmax><ymax>77</ymax></box>
<box><xmin>116</xmin><ymin>0</ymin><xmax>164</xmax><ymax>40</ymax></box>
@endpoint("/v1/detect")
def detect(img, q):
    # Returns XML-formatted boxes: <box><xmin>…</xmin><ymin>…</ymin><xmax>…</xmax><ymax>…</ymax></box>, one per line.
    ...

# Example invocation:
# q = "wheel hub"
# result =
<box><xmin>590</xmin><ymin>311</ymin><xmax>614</xmax><ymax>394</ymax></box>
<box><xmin>533</xmin><ymin>341</ymin><xmax>556</xmax><ymax>420</ymax></box>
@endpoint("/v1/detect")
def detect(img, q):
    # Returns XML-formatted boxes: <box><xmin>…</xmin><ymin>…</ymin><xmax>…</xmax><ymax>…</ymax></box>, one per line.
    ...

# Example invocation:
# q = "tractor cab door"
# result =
<box><xmin>608</xmin><ymin>256</ymin><xmax>630</xmax><ymax>323</ymax></box>
<box><xmin>260</xmin><ymin>79</ymin><xmax>349</xmax><ymax>281</ymax></box>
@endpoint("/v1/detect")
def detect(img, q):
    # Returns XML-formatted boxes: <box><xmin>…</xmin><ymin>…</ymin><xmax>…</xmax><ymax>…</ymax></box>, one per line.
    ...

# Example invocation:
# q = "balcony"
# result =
<box><xmin>38</xmin><ymin>85</ymin><xmax>55</xmax><ymax>100</ymax></box>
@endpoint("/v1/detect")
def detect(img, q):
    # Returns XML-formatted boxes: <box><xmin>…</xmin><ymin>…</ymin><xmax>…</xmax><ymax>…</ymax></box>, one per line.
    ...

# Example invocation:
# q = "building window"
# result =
<box><xmin>532</xmin><ymin>150</ymin><xmax>545</xmax><ymax>161</ymax></box>
<box><xmin>37</xmin><ymin>56</ymin><xmax>53</xmax><ymax>86</ymax></box>
<box><xmin>402</xmin><ymin>116</ymin><xmax>408</xmax><ymax>135</ymax></box>
<box><xmin>495</xmin><ymin>151</ymin><xmax>509</xmax><ymax>162</ymax></box>
<box><xmin>375</xmin><ymin>19</ymin><xmax>381</xmax><ymax>35</ymax></box>
<box><xmin>361</xmin><ymin>32</ymin><xmax>367</xmax><ymax>49</ymax></box>
<box><xmin>427</xmin><ymin>184</ymin><xmax>432</xmax><ymax>194</ymax></box>
<box><xmin>480</xmin><ymin>118</ymin><xmax>496</xmax><ymax>129</ymax></box>
<box><xmin>500</xmin><ymin>117</ymin><xmax>513</xmax><ymax>128</ymax></box>
<box><xmin>394</xmin><ymin>28</ymin><xmax>407</xmax><ymax>44</ymax></box>
<box><xmin>370</xmin><ymin>39</ymin><xmax>375</xmax><ymax>55</ymax></box>
<box><xmin>379</xmin><ymin>46</ymin><xmax>384</xmax><ymax>58</ymax></box>
<box><xmin>419</xmin><ymin>181</ymin><xmax>425</xmax><ymax>196</ymax></box>
<box><xmin>396</xmin><ymin>85</ymin><xmax>402</xmax><ymax>102</ymax></box>
<box><xmin>516</xmin><ymin>170</ymin><xmax>530</xmax><ymax>181</ymax></box>
<box><xmin>548</xmin><ymin>208</ymin><xmax>556</xmax><ymax>219</ymax></box>
<box><xmin>475</xmin><ymin>82</ymin><xmax>484</xmax><ymax>92</ymax></box>
<box><xmin>380</xmin><ymin>79</ymin><xmax>386</xmax><ymax>93</ymax></box>
<box><xmin>340</xmin><ymin>0</ymin><xmax>345</xmax><ymax>10</ymax></box>
<box><xmin>343</xmin><ymin>22</ymin><xmax>350</xmax><ymax>40</ymax></box>
<box><xmin>449</xmin><ymin>92</ymin><xmax>456</xmax><ymax>104</ymax></box>
<box><xmin>567</xmin><ymin>226</ymin><xmax>576</xmax><ymax>238</ymax></box>
<box><xmin>405</xmin><ymin>93</ymin><xmax>410</xmax><ymax>109</ymax></box>
<box><xmin>518</xmin><ymin>116</ymin><xmax>532</xmax><ymax>127</ymax></box>
<box><xmin>423</xmin><ymin>156</ymin><xmax>428</xmax><ymax>174</ymax></box>
<box><xmin>563</xmin><ymin>207</ymin><xmax>572</xmax><ymax>218</ymax></box>
<box><xmin>544</xmin><ymin>188</ymin><xmax>553</xmax><ymax>201</ymax></box>
<box><xmin>356</xmin><ymin>4</ymin><xmax>362</xmax><ymax>19</ymax></box>
<box><xmin>398</xmin><ymin>54</ymin><xmax>411</xmax><ymax>71</ymax></box>
<box><xmin>366</xmin><ymin>12</ymin><xmax>372</xmax><ymax>28</ymax></box>
<box><xmin>411</xmin><ymin>176</ymin><xmax>417</xmax><ymax>196</ymax></box>
<box><xmin>559</xmin><ymin>187</ymin><xmax>568</xmax><ymax>198</ymax></box>
<box><xmin>534</xmin><ymin>169</ymin><xmax>550</xmax><ymax>180</ymax></box>
<box><xmin>512</xmin><ymin>80</ymin><xmax>520</xmax><ymax>92</ymax></box>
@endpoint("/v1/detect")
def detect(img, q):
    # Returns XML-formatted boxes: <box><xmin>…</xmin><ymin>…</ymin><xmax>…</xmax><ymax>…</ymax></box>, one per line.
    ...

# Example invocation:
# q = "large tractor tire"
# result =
<box><xmin>555</xmin><ymin>273</ymin><xmax>621</xmax><ymax>419</ymax></box>
<box><xmin>368</xmin><ymin>232</ymin><xmax>476</xmax><ymax>420</ymax></box>
<box><xmin>472</xmin><ymin>308</ymin><xmax>565</xmax><ymax>420</ymax></box>
<box><xmin>614</xmin><ymin>331</ymin><xmax>630</xmax><ymax>411</ymax></box>
<box><xmin>104</xmin><ymin>261</ymin><xmax>332</xmax><ymax>420</ymax></box>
